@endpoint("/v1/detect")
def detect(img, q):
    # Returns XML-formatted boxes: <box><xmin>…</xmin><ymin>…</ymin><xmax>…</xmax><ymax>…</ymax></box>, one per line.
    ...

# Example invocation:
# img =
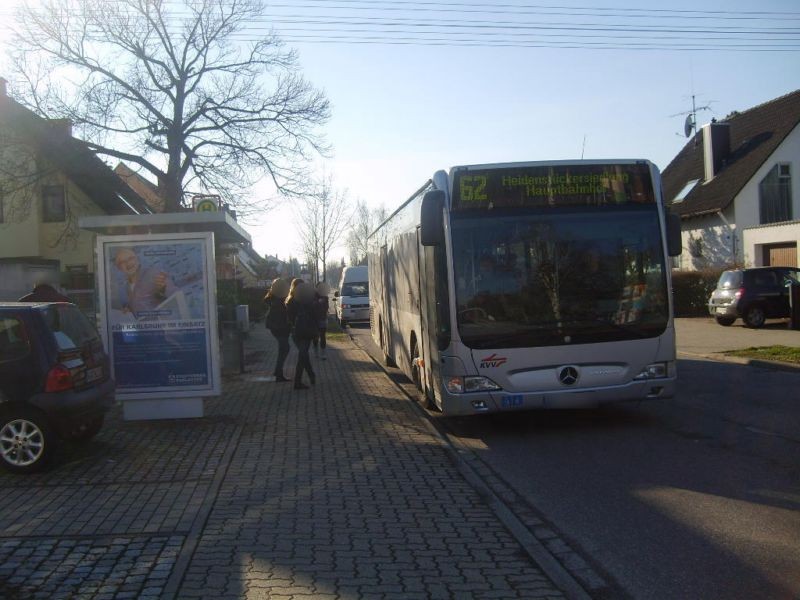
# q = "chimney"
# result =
<box><xmin>47</xmin><ymin>118</ymin><xmax>73</xmax><ymax>138</ymax></box>
<box><xmin>702</xmin><ymin>120</ymin><xmax>730</xmax><ymax>181</ymax></box>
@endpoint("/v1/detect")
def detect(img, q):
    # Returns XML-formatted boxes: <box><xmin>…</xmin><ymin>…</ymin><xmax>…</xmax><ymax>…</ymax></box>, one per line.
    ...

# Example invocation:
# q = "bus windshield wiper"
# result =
<box><xmin>561</xmin><ymin>318</ymin><xmax>652</xmax><ymax>339</ymax></box>
<box><xmin>461</xmin><ymin>325</ymin><xmax>553</xmax><ymax>348</ymax></box>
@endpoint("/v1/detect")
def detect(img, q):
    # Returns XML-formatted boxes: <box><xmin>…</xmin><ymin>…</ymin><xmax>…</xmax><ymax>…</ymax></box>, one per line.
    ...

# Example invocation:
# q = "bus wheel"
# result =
<box><xmin>411</xmin><ymin>338</ymin><xmax>436</xmax><ymax>410</ymax></box>
<box><xmin>381</xmin><ymin>325</ymin><xmax>396</xmax><ymax>367</ymax></box>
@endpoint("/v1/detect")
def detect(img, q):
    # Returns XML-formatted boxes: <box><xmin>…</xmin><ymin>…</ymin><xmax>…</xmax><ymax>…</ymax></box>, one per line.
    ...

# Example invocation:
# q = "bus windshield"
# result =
<box><xmin>451</xmin><ymin>206</ymin><xmax>668</xmax><ymax>348</ymax></box>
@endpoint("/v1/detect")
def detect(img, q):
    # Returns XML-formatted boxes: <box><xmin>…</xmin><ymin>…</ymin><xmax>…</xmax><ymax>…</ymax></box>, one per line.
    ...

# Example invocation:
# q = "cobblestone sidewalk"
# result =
<box><xmin>0</xmin><ymin>327</ymin><xmax>567</xmax><ymax>600</ymax></box>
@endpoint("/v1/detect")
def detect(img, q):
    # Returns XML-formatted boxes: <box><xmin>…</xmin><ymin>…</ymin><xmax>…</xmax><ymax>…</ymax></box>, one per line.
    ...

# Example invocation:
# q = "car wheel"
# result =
<box><xmin>743</xmin><ymin>305</ymin><xmax>766</xmax><ymax>328</ymax></box>
<box><xmin>68</xmin><ymin>414</ymin><xmax>104</xmax><ymax>443</ymax></box>
<box><xmin>715</xmin><ymin>316</ymin><xmax>736</xmax><ymax>326</ymax></box>
<box><xmin>0</xmin><ymin>406</ymin><xmax>55</xmax><ymax>474</ymax></box>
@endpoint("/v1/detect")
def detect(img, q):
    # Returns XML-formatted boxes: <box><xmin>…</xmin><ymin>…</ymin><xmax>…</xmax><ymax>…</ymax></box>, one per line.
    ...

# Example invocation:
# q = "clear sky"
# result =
<box><xmin>2</xmin><ymin>1</ymin><xmax>799</xmax><ymax>265</ymax></box>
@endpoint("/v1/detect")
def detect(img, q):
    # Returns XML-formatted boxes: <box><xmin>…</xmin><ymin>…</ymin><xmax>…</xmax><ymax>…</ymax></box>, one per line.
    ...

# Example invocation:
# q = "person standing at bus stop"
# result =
<box><xmin>312</xmin><ymin>281</ymin><xmax>330</xmax><ymax>360</ymax></box>
<box><xmin>286</xmin><ymin>279</ymin><xmax>317</xmax><ymax>390</ymax></box>
<box><xmin>264</xmin><ymin>278</ymin><xmax>291</xmax><ymax>382</ymax></box>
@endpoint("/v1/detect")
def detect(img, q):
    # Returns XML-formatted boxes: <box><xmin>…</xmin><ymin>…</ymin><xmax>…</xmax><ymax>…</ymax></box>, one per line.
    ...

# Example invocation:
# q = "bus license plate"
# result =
<box><xmin>501</xmin><ymin>395</ymin><xmax>523</xmax><ymax>408</ymax></box>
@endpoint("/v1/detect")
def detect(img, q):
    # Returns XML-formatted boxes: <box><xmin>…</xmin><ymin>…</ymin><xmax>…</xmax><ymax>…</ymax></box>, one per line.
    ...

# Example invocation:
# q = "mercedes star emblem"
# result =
<box><xmin>559</xmin><ymin>366</ymin><xmax>579</xmax><ymax>386</ymax></box>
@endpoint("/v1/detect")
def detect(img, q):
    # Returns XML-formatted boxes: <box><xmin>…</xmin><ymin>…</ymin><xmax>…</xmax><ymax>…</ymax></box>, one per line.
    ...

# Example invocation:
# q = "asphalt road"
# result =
<box><xmin>347</xmin><ymin>323</ymin><xmax>800</xmax><ymax>600</ymax></box>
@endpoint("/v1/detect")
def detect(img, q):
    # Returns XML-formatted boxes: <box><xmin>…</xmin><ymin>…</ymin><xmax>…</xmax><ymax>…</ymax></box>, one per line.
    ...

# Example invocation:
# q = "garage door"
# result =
<box><xmin>765</xmin><ymin>243</ymin><xmax>798</xmax><ymax>267</ymax></box>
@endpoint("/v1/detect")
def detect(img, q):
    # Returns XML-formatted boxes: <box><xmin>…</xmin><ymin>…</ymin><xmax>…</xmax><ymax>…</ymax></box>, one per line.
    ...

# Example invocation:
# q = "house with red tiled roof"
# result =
<box><xmin>114</xmin><ymin>162</ymin><xmax>166</xmax><ymax>213</ymax></box>
<box><xmin>662</xmin><ymin>90</ymin><xmax>800</xmax><ymax>270</ymax></box>
<box><xmin>0</xmin><ymin>78</ymin><xmax>152</xmax><ymax>301</ymax></box>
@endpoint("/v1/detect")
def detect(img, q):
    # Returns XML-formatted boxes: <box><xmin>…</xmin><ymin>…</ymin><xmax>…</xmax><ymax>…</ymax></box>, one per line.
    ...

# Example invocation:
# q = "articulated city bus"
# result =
<box><xmin>368</xmin><ymin>160</ymin><xmax>682</xmax><ymax>416</ymax></box>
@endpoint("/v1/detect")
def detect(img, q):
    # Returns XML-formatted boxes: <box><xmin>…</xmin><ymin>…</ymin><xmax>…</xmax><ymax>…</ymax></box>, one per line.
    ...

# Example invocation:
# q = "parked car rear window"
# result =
<box><xmin>0</xmin><ymin>317</ymin><xmax>29</xmax><ymax>361</ymax></box>
<box><xmin>717</xmin><ymin>271</ymin><xmax>742</xmax><ymax>289</ymax></box>
<box><xmin>42</xmin><ymin>305</ymin><xmax>99</xmax><ymax>350</ymax></box>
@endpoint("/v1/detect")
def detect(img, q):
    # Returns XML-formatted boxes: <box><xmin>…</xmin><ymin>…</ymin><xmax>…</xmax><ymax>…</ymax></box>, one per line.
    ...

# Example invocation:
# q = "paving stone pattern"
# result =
<box><xmin>0</xmin><ymin>327</ymin><xmax>566</xmax><ymax>599</ymax></box>
<box><xmin>0</xmin><ymin>536</ymin><xmax>181</xmax><ymax>599</ymax></box>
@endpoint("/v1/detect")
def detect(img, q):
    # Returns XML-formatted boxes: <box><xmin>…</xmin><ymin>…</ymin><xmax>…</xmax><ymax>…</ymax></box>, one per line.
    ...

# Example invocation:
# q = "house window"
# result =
<box><xmin>759</xmin><ymin>163</ymin><xmax>792</xmax><ymax>225</ymax></box>
<box><xmin>42</xmin><ymin>185</ymin><xmax>66</xmax><ymax>222</ymax></box>
<box><xmin>671</xmin><ymin>179</ymin><xmax>699</xmax><ymax>204</ymax></box>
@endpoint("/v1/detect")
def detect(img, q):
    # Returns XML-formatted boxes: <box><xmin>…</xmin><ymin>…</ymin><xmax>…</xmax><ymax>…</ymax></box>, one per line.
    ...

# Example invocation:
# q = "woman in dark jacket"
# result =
<box><xmin>285</xmin><ymin>279</ymin><xmax>317</xmax><ymax>390</ymax></box>
<box><xmin>311</xmin><ymin>281</ymin><xmax>330</xmax><ymax>360</ymax></box>
<box><xmin>264</xmin><ymin>278</ymin><xmax>291</xmax><ymax>382</ymax></box>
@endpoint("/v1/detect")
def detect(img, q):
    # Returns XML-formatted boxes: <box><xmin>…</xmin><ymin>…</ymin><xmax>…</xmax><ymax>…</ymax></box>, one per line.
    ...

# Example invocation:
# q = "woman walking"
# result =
<box><xmin>286</xmin><ymin>279</ymin><xmax>318</xmax><ymax>390</ymax></box>
<box><xmin>312</xmin><ymin>281</ymin><xmax>330</xmax><ymax>360</ymax></box>
<box><xmin>264</xmin><ymin>278</ymin><xmax>291</xmax><ymax>382</ymax></box>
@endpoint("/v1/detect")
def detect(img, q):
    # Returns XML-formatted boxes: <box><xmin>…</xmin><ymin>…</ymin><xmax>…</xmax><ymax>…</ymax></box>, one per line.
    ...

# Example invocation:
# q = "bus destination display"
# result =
<box><xmin>452</xmin><ymin>163</ymin><xmax>655</xmax><ymax>211</ymax></box>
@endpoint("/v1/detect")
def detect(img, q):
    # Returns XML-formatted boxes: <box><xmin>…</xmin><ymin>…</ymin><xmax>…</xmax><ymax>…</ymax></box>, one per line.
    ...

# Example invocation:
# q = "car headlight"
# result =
<box><xmin>634</xmin><ymin>362</ymin><xmax>668</xmax><ymax>380</ymax></box>
<box><xmin>445</xmin><ymin>376</ymin><xmax>501</xmax><ymax>394</ymax></box>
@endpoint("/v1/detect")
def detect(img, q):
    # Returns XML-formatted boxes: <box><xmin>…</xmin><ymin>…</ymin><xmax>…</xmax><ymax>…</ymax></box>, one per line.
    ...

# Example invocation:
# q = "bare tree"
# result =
<box><xmin>345</xmin><ymin>200</ymin><xmax>386</xmax><ymax>266</ymax></box>
<box><xmin>9</xmin><ymin>0</ymin><xmax>330</xmax><ymax>213</ymax></box>
<box><xmin>294</xmin><ymin>173</ymin><xmax>351</xmax><ymax>284</ymax></box>
<box><xmin>325</xmin><ymin>259</ymin><xmax>344</xmax><ymax>288</ymax></box>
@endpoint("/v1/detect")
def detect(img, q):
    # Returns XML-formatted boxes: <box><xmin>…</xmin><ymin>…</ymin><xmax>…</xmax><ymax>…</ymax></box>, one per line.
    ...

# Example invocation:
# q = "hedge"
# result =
<box><xmin>216</xmin><ymin>280</ymin><xmax>267</xmax><ymax>323</ymax></box>
<box><xmin>671</xmin><ymin>269</ymin><xmax>726</xmax><ymax>317</ymax></box>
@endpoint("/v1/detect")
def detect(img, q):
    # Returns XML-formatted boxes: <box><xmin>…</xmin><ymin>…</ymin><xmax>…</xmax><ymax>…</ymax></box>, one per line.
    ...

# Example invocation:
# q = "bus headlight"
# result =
<box><xmin>445</xmin><ymin>376</ymin><xmax>501</xmax><ymax>394</ymax></box>
<box><xmin>634</xmin><ymin>362</ymin><xmax>668</xmax><ymax>380</ymax></box>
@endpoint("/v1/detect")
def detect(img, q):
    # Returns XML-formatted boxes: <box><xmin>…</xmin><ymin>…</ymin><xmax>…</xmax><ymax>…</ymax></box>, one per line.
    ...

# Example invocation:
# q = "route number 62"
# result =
<box><xmin>459</xmin><ymin>175</ymin><xmax>488</xmax><ymax>203</ymax></box>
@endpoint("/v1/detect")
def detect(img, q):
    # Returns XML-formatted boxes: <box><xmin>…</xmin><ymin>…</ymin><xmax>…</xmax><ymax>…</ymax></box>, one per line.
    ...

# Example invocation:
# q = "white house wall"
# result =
<box><xmin>733</xmin><ymin>122</ymin><xmax>800</xmax><ymax>265</ymax></box>
<box><xmin>742</xmin><ymin>220</ymin><xmax>800</xmax><ymax>266</ymax></box>
<box><xmin>679</xmin><ymin>212</ymin><xmax>735</xmax><ymax>271</ymax></box>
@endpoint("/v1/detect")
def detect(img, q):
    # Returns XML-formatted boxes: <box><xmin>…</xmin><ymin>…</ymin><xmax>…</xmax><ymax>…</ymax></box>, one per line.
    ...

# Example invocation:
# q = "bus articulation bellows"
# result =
<box><xmin>368</xmin><ymin>160</ymin><xmax>682</xmax><ymax>416</ymax></box>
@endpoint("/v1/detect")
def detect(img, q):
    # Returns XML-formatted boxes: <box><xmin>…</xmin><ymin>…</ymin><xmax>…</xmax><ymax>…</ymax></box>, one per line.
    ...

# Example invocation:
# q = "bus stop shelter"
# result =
<box><xmin>80</xmin><ymin>212</ymin><xmax>251</xmax><ymax>420</ymax></box>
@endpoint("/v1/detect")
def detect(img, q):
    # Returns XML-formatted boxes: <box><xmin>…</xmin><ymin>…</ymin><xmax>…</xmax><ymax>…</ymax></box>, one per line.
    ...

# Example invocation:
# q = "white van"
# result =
<box><xmin>334</xmin><ymin>265</ymin><xmax>369</xmax><ymax>327</ymax></box>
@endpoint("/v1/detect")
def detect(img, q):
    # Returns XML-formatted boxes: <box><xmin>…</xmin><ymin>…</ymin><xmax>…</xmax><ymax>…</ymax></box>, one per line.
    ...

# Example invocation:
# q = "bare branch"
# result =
<box><xmin>10</xmin><ymin>0</ymin><xmax>330</xmax><ymax>212</ymax></box>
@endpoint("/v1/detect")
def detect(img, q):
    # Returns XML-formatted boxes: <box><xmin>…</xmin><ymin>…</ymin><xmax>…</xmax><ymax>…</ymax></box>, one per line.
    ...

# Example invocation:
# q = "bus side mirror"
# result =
<box><xmin>420</xmin><ymin>190</ymin><xmax>445</xmax><ymax>246</ymax></box>
<box><xmin>667</xmin><ymin>212</ymin><xmax>682</xmax><ymax>257</ymax></box>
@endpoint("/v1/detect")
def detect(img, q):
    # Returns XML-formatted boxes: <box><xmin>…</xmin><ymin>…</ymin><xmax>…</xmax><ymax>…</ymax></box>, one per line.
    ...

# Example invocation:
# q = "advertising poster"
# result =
<box><xmin>97</xmin><ymin>233</ymin><xmax>220</xmax><ymax>399</ymax></box>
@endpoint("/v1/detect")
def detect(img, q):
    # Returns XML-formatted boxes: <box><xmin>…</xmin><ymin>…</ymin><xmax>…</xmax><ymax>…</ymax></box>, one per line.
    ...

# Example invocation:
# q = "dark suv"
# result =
<box><xmin>708</xmin><ymin>267</ymin><xmax>800</xmax><ymax>327</ymax></box>
<box><xmin>0</xmin><ymin>302</ymin><xmax>115</xmax><ymax>473</ymax></box>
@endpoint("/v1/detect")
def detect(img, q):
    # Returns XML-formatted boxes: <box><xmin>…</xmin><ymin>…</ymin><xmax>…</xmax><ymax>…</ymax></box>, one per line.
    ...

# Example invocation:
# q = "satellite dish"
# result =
<box><xmin>684</xmin><ymin>114</ymin><xmax>695</xmax><ymax>138</ymax></box>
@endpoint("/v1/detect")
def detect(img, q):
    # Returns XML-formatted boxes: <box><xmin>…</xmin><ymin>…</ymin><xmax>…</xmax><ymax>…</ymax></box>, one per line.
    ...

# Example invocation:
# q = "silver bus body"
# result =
<box><xmin>368</xmin><ymin>160</ymin><xmax>677</xmax><ymax>416</ymax></box>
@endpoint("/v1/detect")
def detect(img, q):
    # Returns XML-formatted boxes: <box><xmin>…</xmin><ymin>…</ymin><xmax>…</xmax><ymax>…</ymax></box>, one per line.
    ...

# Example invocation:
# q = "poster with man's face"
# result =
<box><xmin>98</xmin><ymin>234</ymin><xmax>219</xmax><ymax>398</ymax></box>
<box><xmin>107</xmin><ymin>242</ymin><xmax>206</xmax><ymax>325</ymax></box>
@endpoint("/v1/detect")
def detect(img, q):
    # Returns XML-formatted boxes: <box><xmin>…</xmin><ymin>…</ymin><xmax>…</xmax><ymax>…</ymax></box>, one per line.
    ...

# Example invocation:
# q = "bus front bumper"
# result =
<box><xmin>438</xmin><ymin>377</ymin><xmax>676</xmax><ymax>416</ymax></box>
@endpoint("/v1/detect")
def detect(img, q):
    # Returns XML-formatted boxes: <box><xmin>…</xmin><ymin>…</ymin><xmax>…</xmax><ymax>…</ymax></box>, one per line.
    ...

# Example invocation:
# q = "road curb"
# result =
<box><xmin>678</xmin><ymin>351</ymin><xmax>800</xmax><ymax>373</ymax></box>
<box><xmin>348</xmin><ymin>332</ymin><xmax>595</xmax><ymax>600</ymax></box>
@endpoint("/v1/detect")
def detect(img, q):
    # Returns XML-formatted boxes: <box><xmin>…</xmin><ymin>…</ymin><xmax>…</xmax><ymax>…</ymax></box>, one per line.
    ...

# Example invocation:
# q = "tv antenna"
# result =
<box><xmin>670</xmin><ymin>94</ymin><xmax>713</xmax><ymax>146</ymax></box>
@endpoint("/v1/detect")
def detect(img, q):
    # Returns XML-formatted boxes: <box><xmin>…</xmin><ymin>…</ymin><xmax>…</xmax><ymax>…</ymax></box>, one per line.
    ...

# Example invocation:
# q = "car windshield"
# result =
<box><xmin>451</xmin><ymin>205</ymin><xmax>669</xmax><ymax>348</ymax></box>
<box><xmin>342</xmin><ymin>282</ymin><xmax>368</xmax><ymax>297</ymax></box>
<box><xmin>42</xmin><ymin>304</ymin><xmax>100</xmax><ymax>350</ymax></box>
